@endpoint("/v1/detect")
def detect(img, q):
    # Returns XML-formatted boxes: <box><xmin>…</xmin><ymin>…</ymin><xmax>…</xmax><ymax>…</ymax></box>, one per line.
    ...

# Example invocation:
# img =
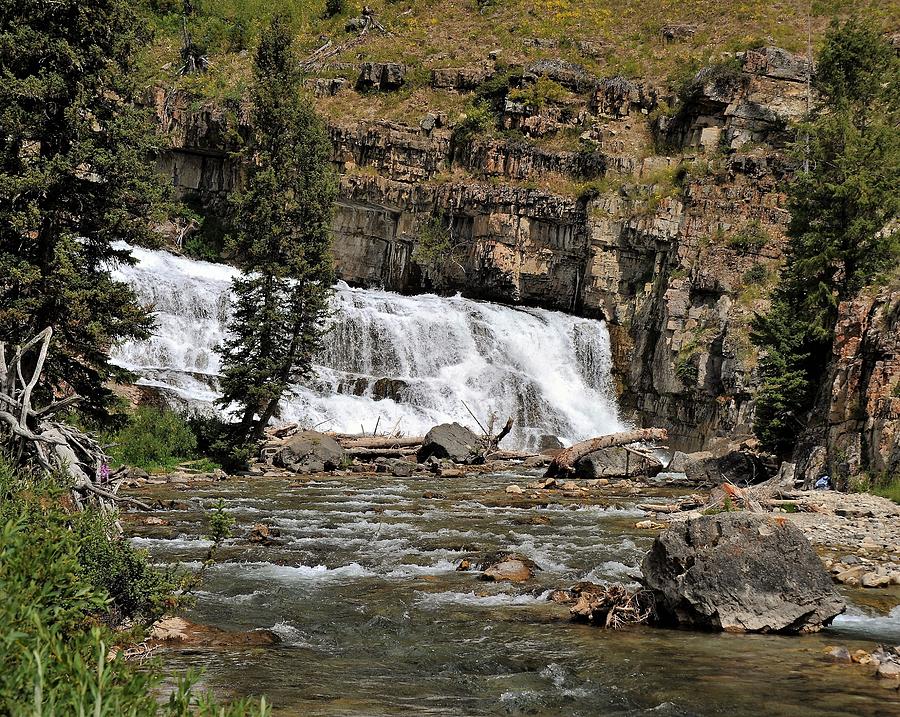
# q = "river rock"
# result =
<box><xmin>274</xmin><ymin>430</ymin><xmax>349</xmax><ymax>473</ymax></box>
<box><xmin>641</xmin><ymin>512</ymin><xmax>846</xmax><ymax>633</ymax></box>
<box><xmin>480</xmin><ymin>552</ymin><xmax>538</xmax><ymax>583</ymax></box>
<box><xmin>574</xmin><ymin>446</ymin><xmax>663</xmax><ymax>479</ymax></box>
<box><xmin>877</xmin><ymin>662</ymin><xmax>900</xmax><ymax>680</ymax></box>
<box><xmin>666</xmin><ymin>451</ymin><xmax>690</xmax><ymax>473</ymax></box>
<box><xmin>149</xmin><ymin>616</ymin><xmax>279</xmax><ymax>648</ymax></box>
<box><xmin>417</xmin><ymin>422</ymin><xmax>483</xmax><ymax>464</ymax></box>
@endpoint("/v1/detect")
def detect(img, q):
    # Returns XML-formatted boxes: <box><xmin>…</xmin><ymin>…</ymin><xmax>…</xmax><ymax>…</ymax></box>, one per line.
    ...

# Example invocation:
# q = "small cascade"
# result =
<box><xmin>111</xmin><ymin>246</ymin><xmax>622</xmax><ymax>449</ymax></box>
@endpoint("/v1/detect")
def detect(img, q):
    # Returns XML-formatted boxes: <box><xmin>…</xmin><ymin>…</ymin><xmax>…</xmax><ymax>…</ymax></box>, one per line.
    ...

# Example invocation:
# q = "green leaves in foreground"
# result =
<box><xmin>0</xmin><ymin>462</ymin><xmax>269</xmax><ymax>715</ymax></box>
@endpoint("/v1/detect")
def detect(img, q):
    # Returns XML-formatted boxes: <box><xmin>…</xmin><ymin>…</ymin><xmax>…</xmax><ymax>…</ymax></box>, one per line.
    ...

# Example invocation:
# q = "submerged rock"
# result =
<box><xmin>641</xmin><ymin>512</ymin><xmax>845</xmax><ymax>633</ymax></box>
<box><xmin>574</xmin><ymin>446</ymin><xmax>663</xmax><ymax>479</ymax></box>
<box><xmin>149</xmin><ymin>616</ymin><xmax>279</xmax><ymax>648</ymax></box>
<box><xmin>274</xmin><ymin>430</ymin><xmax>349</xmax><ymax>473</ymax></box>
<box><xmin>479</xmin><ymin>552</ymin><xmax>539</xmax><ymax>583</ymax></box>
<box><xmin>417</xmin><ymin>422</ymin><xmax>483</xmax><ymax>464</ymax></box>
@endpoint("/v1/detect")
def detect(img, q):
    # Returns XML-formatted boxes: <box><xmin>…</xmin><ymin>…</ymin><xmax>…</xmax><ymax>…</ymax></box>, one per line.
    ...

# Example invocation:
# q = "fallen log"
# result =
<box><xmin>546</xmin><ymin>428</ymin><xmax>668</xmax><ymax>477</ymax></box>
<box><xmin>341</xmin><ymin>436</ymin><xmax>423</xmax><ymax>449</ymax></box>
<box><xmin>346</xmin><ymin>447</ymin><xmax>419</xmax><ymax>459</ymax></box>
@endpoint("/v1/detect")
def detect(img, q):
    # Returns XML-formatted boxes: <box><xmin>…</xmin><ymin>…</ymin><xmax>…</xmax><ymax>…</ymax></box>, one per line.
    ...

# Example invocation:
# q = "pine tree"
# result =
<box><xmin>217</xmin><ymin>15</ymin><xmax>336</xmax><ymax>442</ymax></box>
<box><xmin>0</xmin><ymin>0</ymin><xmax>164</xmax><ymax>415</ymax></box>
<box><xmin>751</xmin><ymin>18</ymin><xmax>899</xmax><ymax>455</ymax></box>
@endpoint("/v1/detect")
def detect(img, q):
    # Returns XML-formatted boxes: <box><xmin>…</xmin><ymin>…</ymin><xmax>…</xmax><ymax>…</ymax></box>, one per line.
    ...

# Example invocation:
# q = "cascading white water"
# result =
<box><xmin>111</xmin><ymin>246</ymin><xmax>622</xmax><ymax>449</ymax></box>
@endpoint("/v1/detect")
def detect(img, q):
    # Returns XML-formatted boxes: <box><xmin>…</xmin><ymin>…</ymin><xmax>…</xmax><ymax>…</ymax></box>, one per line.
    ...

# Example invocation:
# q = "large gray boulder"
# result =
<box><xmin>683</xmin><ymin>449</ymin><xmax>770</xmax><ymax>486</ymax></box>
<box><xmin>641</xmin><ymin>512</ymin><xmax>845</xmax><ymax>633</ymax></box>
<box><xmin>417</xmin><ymin>422</ymin><xmax>483</xmax><ymax>464</ymax></box>
<box><xmin>273</xmin><ymin>431</ymin><xmax>348</xmax><ymax>474</ymax></box>
<box><xmin>574</xmin><ymin>446</ymin><xmax>663</xmax><ymax>479</ymax></box>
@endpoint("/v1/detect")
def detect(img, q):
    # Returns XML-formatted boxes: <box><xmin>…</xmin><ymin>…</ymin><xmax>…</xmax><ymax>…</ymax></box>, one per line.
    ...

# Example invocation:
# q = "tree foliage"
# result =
<box><xmin>751</xmin><ymin>18</ymin><xmax>899</xmax><ymax>455</ymax></box>
<box><xmin>0</xmin><ymin>0</ymin><xmax>165</xmax><ymax>417</ymax></box>
<box><xmin>217</xmin><ymin>14</ymin><xmax>336</xmax><ymax>441</ymax></box>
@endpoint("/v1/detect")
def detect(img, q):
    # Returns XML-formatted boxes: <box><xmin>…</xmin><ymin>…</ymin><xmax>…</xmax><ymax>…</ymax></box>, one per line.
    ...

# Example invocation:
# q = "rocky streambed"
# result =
<box><xmin>123</xmin><ymin>470</ymin><xmax>900</xmax><ymax>716</ymax></box>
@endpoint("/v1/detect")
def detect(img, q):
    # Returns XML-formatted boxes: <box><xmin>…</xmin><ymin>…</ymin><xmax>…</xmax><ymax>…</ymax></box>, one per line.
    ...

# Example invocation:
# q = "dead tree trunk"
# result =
<box><xmin>546</xmin><ymin>428</ymin><xmax>668</xmax><ymax>477</ymax></box>
<box><xmin>0</xmin><ymin>327</ymin><xmax>148</xmax><ymax>530</ymax></box>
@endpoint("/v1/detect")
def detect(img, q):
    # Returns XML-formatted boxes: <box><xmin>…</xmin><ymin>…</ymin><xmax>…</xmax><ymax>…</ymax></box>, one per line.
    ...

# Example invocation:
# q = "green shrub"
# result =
<box><xmin>455</xmin><ymin>100</ymin><xmax>496</xmax><ymax>138</ymax></box>
<box><xmin>742</xmin><ymin>262</ymin><xmax>769</xmax><ymax>285</ymax></box>
<box><xmin>109</xmin><ymin>407</ymin><xmax>199</xmax><ymax>471</ymax></box>
<box><xmin>728</xmin><ymin>220</ymin><xmax>769</xmax><ymax>255</ymax></box>
<box><xmin>675</xmin><ymin>354</ymin><xmax>699</xmax><ymax>385</ymax></box>
<box><xmin>324</xmin><ymin>0</ymin><xmax>345</xmax><ymax>18</ymax></box>
<box><xmin>508</xmin><ymin>77</ymin><xmax>568</xmax><ymax>109</ymax></box>
<box><xmin>186</xmin><ymin>412</ymin><xmax>253</xmax><ymax>472</ymax></box>
<box><xmin>0</xmin><ymin>461</ymin><xmax>268</xmax><ymax>715</ymax></box>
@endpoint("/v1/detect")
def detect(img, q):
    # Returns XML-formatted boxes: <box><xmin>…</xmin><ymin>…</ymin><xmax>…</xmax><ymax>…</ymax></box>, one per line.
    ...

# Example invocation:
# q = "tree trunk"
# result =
<box><xmin>545</xmin><ymin>428</ymin><xmax>668</xmax><ymax>477</ymax></box>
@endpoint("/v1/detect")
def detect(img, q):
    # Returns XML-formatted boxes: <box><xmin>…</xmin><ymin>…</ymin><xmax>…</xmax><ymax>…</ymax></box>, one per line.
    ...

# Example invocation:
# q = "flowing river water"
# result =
<box><xmin>129</xmin><ymin>473</ymin><xmax>900</xmax><ymax>717</ymax></box>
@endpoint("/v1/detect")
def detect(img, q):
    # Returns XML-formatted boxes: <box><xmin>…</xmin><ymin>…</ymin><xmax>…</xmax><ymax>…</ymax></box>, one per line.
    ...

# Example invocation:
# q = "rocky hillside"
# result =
<box><xmin>144</xmin><ymin>5</ymin><xmax>900</xmax><ymax>479</ymax></box>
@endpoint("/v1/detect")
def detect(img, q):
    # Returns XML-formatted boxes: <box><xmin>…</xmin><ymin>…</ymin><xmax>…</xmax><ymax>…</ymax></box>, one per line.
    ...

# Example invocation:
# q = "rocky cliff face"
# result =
<box><xmin>149</xmin><ymin>46</ymin><xmax>894</xmax><ymax>461</ymax></box>
<box><xmin>796</xmin><ymin>289</ymin><xmax>900</xmax><ymax>485</ymax></box>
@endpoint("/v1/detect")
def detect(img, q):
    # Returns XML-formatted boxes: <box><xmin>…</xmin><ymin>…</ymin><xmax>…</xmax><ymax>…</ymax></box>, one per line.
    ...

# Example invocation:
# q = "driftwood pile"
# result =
<box><xmin>568</xmin><ymin>582</ymin><xmax>656</xmax><ymax>629</ymax></box>
<box><xmin>0</xmin><ymin>328</ymin><xmax>148</xmax><ymax>528</ymax></box>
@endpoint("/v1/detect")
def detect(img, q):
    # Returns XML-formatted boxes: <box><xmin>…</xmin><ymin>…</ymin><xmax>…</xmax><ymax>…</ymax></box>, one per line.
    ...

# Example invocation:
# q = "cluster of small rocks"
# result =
<box><xmin>825</xmin><ymin>644</ymin><xmax>900</xmax><ymax>689</ymax></box>
<box><xmin>823</xmin><ymin>555</ymin><xmax>900</xmax><ymax>589</ymax></box>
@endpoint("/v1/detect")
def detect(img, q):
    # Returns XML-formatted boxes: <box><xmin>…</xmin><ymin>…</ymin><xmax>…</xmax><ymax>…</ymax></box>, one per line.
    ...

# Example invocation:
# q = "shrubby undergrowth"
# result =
<box><xmin>0</xmin><ymin>459</ymin><xmax>268</xmax><ymax>716</ymax></box>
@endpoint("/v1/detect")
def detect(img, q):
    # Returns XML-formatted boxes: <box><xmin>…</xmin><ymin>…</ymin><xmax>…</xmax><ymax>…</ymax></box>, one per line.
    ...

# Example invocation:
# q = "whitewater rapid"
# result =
<box><xmin>111</xmin><ymin>246</ymin><xmax>622</xmax><ymax>449</ymax></box>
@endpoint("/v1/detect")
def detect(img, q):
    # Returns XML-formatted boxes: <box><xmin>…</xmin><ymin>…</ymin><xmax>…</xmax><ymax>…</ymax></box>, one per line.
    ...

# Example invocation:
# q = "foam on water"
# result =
<box><xmin>111</xmin><ymin>245</ymin><xmax>622</xmax><ymax>449</ymax></box>
<box><xmin>415</xmin><ymin>590</ymin><xmax>553</xmax><ymax>609</ymax></box>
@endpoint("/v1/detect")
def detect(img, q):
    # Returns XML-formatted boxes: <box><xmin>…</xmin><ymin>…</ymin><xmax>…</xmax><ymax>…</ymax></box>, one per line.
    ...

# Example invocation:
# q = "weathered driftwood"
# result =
<box><xmin>0</xmin><ymin>327</ymin><xmax>146</xmax><ymax>529</ymax></box>
<box><xmin>346</xmin><ymin>447</ymin><xmax>419</xmax><ymax>459</ymax></box>
<box><xmin>546</xmin><ymin>428</ymin><xmax>669</xmax><ymax>477</ymax></box>
<box><xmin>342</xmin><ymin>436</ymin><xmax>423</xmax><ymax>449</ymax></box>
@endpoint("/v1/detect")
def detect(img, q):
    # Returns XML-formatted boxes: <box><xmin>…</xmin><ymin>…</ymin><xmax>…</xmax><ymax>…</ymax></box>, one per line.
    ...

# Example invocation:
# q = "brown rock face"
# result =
<box><xmin>796</xmin><ymin>289</ymin><xmax>900</xmax><ymax>484</ymax></box>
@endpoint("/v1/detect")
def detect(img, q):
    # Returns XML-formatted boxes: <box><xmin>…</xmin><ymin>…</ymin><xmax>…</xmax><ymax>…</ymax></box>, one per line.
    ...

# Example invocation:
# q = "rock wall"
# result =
<box><xmin>149</xmin><ymin>46</ymin><xmax>894</xmax><ymax>459</ymax></box>
<box><xmin>796</xmin><ymin>290</ymin><xmax>900</xmax><ymax>484</ymax></box>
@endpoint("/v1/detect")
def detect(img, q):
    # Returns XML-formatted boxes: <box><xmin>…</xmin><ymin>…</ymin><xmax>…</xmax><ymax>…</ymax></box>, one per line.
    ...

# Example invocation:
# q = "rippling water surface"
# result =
<box><xmin>128</xmin><ymin>473</ymin><xmax>900</xmax><ymax>717</ymax></box>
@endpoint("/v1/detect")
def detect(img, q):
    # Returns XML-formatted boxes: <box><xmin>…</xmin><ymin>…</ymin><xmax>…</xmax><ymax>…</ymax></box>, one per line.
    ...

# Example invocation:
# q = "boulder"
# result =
<box><xmin>641</xmin><ymin>512</ymin><xmax>846</xmax><ymax>633</ymax></box>
<box><xmin>273</xmin><ymin>430</ymin><xmax>349</xmax><ymax>473</ymax></box>
<box><xmin>149</xmin><ymin>616</ymin><xmax>279</xmax><ymax>648</ymax></box>
<box><xmin>538</xmin><ymin>434</ymin><xmax>564</xmax><ymax>451</ymax></box>
<box><xmin>683</xmin><ymin>449</ymin><xmax>770</xmax><ymax>487</ymax></box>
<box><xmin>417</xmin><ymin>422</ymin><xmax>483</xmax><ymax>464</ymax></box>
<box><xmin>357</xmin><ymin>62</ymin><xmax>406</xmax><ymax>91</ymax></box>
<box><xmin>666</xmin><ymin>451</ymin><xmax>690</xmax><ymax>473</ymax></box>
<box><xmin>479</xmin><ymin>552</ymin><xmax>538</xmax><ymax>583</ymax></box>
<box><xmin>574</xmin><ymin>446</ymin><xmax>663</xmax><ymax>479</ymax></box>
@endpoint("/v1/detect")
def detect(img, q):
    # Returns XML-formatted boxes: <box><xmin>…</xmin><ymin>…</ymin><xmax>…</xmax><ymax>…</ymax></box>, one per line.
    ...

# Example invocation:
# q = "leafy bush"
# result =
<box><xmin>0</xmin><ymin>460</ymin><xmax>268</xmax><ymax>715</ymax></box>
<box><xmin>186</xmin><ymin>412</ymin><xmax>253</xmax><ymax>472</ymax></box>
<box><xmin>324</xmin><ymin>0</ymin><xmax>345</xmax><ymax>18</ymax></box>
<box><xmin>508</xmin><ymin>77</ymin><xmax>568</xmax><ymax>109</ymax></box>
<box><xmin>742</xmin><ymin>263</ymin><xmax>769</xmax><ymax>285</ymax></box>
<box><xmin>456</xmin><ymin>100</ymin><xmax>496</xmax><ymax>138</ymax></box>
<box><xmin>0</xmin><ymin>462</ymin><xmax>179</xmax><ymax>626</ymax></box>
<box><xmin>727</xmin><ymin>220</ymin><xmax>769</xmax><ymax>255</ymax></box>
<box><xmin>109</xmin><ymin>407</ymin><xmax>200</xmax><ymax>471</ymax></box>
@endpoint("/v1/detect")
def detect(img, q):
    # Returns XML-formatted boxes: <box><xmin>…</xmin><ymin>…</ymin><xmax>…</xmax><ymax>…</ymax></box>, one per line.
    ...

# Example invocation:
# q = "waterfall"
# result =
<box><xmin>111</xmin><ymin>246</ymin><xmax>622</xmax><ymax>449</ymax></box>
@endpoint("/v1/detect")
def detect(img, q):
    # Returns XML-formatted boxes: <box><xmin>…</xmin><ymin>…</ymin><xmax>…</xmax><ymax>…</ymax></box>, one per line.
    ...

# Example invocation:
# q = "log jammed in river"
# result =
<box><xmin>545</xmin><ymin>428</ymin><xmax>669</xmax><ymax>477</ymax></box>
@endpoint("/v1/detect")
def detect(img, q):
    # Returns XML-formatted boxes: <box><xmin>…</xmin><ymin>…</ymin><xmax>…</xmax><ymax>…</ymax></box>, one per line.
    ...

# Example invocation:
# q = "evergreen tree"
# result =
<box><xmin>752</xmin><ymin>18</ymin><xmax>899</xmax><ymax>455</ymax></box>
<box><xmin>0</xmin><ymin>0</ymin><xmax>164</xmax><ymax>415</ymax></box>
<box><xmin>217</xmin><ymin>15</ymin><xmax>336</xmax><ymax>442</ymax></box>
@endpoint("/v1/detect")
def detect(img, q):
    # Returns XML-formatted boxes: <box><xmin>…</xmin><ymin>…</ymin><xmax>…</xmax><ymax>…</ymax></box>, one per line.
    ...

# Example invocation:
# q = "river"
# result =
<box><xmin>128</xmin><ymin>472</ymin><xmax>900</xmax><ymax>717</ymax></box>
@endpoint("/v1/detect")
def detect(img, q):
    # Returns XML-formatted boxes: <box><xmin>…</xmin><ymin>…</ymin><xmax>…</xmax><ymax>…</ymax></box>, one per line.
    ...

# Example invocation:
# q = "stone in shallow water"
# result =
<box><xmin>641</xmin><ymin>512</ymin><xmax>846</xmax><ymax>633</ymax></box>
<box><xmin>417</xmin><ymin>422</ymin><xmax>483</xmax><ymax>464</ymax></box>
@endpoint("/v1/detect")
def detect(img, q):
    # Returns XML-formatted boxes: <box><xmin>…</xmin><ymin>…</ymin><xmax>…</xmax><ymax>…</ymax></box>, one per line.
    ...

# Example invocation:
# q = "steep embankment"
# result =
<box><xmin>142</xmin><ymin>5</ymin><xmax>900</xmax><ymax>476</ymax></box>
